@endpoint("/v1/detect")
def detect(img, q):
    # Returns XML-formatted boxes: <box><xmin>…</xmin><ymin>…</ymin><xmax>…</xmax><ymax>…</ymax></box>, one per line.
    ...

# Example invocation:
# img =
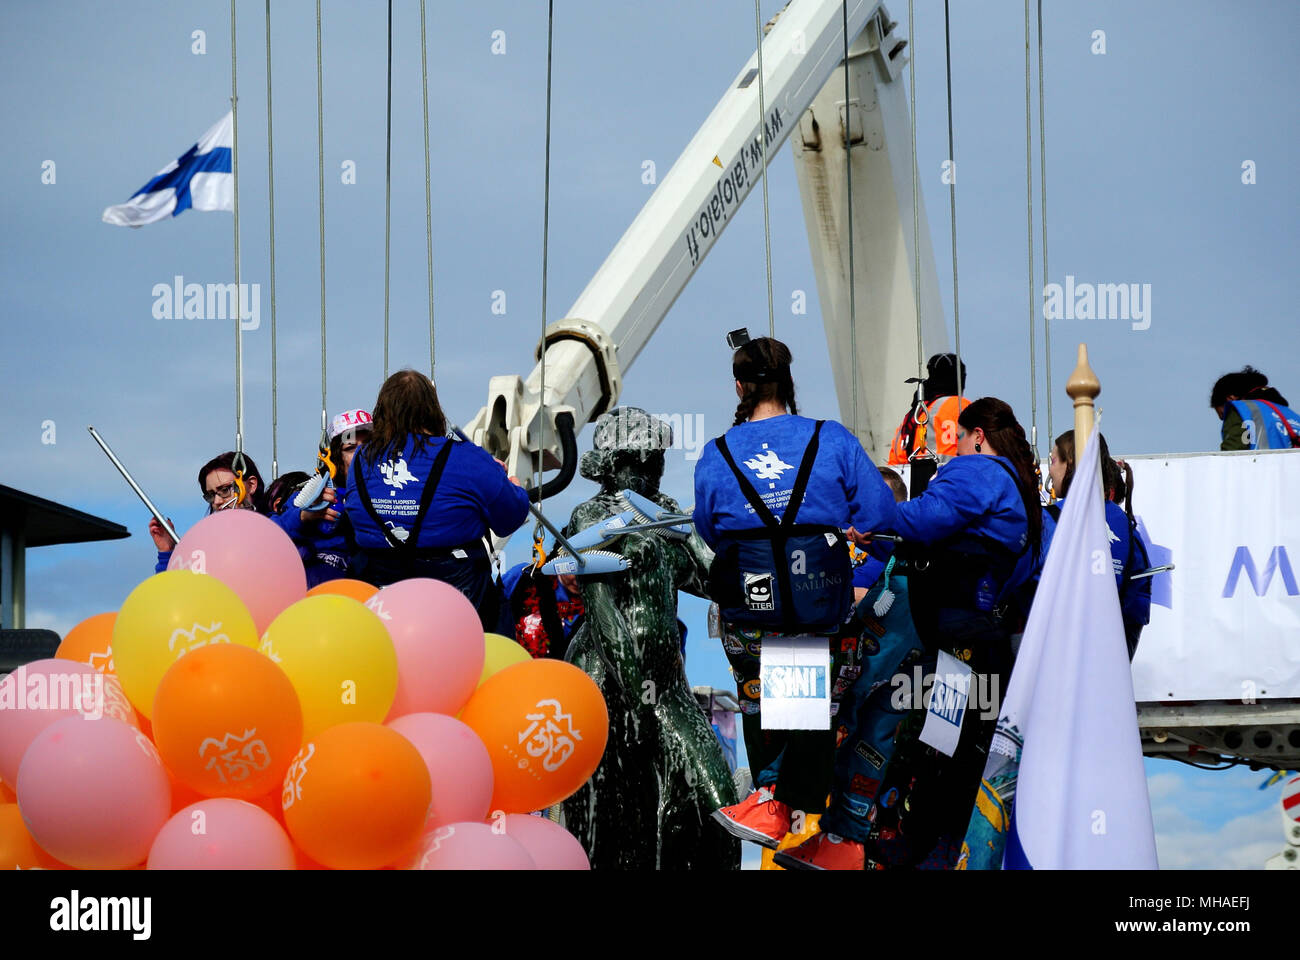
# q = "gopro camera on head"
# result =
<box><xmin>726</xmin><ymin>328</ymin><xmax>751</xmax><ymax>350</ymax></box>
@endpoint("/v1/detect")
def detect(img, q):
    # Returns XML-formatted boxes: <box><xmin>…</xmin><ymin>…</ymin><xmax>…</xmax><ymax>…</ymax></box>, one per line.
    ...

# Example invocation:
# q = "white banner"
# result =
<box><xmin>887</xmin><ymin>449</ymin><xmax>1300</xmax><ymax>701</ymax></box>
<box><xmin>1124</xmin><ymin>450</ymin><xmax>1300</xmax><ymax>701</ymax></box>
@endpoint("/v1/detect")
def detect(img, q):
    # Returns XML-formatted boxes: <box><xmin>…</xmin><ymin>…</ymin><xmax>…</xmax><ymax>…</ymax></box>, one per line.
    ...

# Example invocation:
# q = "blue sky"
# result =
<box><xmin>2</xmin><ymin>0</ymin><xmax>1296</xmax><ymax>868</ymax></box>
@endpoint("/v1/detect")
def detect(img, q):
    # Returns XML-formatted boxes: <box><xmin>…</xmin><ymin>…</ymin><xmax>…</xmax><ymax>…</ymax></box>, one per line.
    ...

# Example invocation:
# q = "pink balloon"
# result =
<box><xmin>387</xmin><ymin>713</ymin><xmax>494</xmax><ymax>828</ymax></box>
<box><xmin>501</xmin><ymin>813</ymin><xmax>591</xmax><ymax>869</ymax></box>
<box><xmin>16</xmin><ymin>716</ymin><xmax>171</xmax><ymax>869</ymax></box>
<box><xmin>410</xmin><ymin>822</ymin><xmax>535</xmax><ymax>870</ymax></box>
<box><xmin>367</xmin><ymin>579</ymin><xmax>485</xmax><ymax>717</ymax></box>
<box><xmin>168</xmin><ymin>509</ymin><xmax>306</xmax><ymax>634</ymax></box>
<box><xmin>0</xmin><ymin>659</ymin><xmax>116</xmax><ymax>785</ymax></box>
<box><xmin>148</xmin><ymin>799</ymin><xmax>295</xmax><ymax>870</ymax></box>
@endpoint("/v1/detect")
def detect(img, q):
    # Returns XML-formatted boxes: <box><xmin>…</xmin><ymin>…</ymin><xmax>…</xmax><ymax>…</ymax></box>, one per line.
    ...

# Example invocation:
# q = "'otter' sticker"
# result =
<box><xmin>743</xmin><ymin>572</ymin><xmax>775</xmax><ymax>611</ymax></box>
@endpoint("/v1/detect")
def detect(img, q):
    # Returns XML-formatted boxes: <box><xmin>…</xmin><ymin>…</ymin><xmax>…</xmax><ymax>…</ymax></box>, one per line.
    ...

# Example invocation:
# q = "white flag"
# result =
<box><xmin>1003</xmin><ymin>428</ymin><xmax>1159</xmax><ymax>868</ymax></box>
<box><xmin>102</xmin><ymin>112</ymin><xmax>233</xmax><ymax>227</ymax></box>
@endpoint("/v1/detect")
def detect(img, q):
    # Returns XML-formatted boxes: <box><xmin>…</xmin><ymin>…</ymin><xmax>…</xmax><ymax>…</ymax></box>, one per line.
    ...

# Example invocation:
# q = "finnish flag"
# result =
<box><xmin>1001</xmin><ymin>427</ymin><xmax>1159</xmax><ymax>868</ymax></box>
<box><xmin>102</xmin><ymin>112</ymin><xmax>233</xmax><ymax>227</ymax></box>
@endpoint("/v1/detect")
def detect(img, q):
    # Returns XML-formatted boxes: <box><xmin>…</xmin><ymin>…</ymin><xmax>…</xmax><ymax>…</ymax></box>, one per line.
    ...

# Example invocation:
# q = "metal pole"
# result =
<box><xmin>87</xmin><ymin>427</ymin><xmax>181</xmax><ymax>545</ymax></box>
<box><xmin>0</xmin><ymin>525</ymin><xmax>19</xmax><ymax>629</ymax></box>
<box><xmin>11</xmin><ymin>527</ymin><xmax>24</xmax><ymax>629</ymax></box>
<box><xmin>527</xmin><ymin>503</ymin><xmax>584</xmax><ymax>567</ymax></box>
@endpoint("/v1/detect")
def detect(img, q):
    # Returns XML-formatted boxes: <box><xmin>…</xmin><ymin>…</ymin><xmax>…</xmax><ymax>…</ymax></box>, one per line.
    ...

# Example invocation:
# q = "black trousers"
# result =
<box><xmin>873</xmin><ymin>606</ymin><xmax>1010</xmax><ymax>868</ymax></box>
<box><xmin>721</xmin><ymin>623</ymin><xmax>857</xmax><ymax>814</ymax></box>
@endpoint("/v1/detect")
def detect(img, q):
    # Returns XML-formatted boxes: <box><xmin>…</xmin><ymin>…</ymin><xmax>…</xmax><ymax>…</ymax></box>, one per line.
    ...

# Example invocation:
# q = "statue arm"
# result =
<box><xmin>654</xmin><ymin>493</ymin><xmax>715</xmax><ymax>598</ymax></box>
<box><xmin>677</xmin><ymin>530</ymin><xmax>716</xmax><ymax>599</ymax></box>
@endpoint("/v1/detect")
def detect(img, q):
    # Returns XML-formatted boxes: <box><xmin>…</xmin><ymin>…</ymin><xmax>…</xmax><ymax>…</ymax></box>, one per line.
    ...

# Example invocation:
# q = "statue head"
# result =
<box><xmin>579</xmin><ymin>406</ymin><xmax>673</xmax><ymax>497</ymax></box>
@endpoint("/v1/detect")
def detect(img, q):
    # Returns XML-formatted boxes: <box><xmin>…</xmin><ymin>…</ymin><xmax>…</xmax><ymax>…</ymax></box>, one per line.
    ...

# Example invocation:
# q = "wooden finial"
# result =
<box><xmin>1066</xmin><ymin>343</ymin><xmax>1100</xmax><ymax>455</ymax></box>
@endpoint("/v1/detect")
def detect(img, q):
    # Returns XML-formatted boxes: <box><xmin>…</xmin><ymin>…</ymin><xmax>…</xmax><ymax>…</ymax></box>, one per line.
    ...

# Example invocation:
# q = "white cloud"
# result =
<box><xmin>1143</xmin><ymin>760</ymin><xmax>1294</xmax><ymax>869</ymax></box>
<box><xmin>1146</xmin><ymin>771</ymin><xmax>1184</xmax><ymax>804</ymax></box>
<box><xmin>1154</xmin><ymin>804</ymin><xmax>1284</xmax><ymax>870</ymax></box>
<box><xmin>25</xmin><ymin>609</ymin><xmax>76</xmax><ymax>640</ymax></box>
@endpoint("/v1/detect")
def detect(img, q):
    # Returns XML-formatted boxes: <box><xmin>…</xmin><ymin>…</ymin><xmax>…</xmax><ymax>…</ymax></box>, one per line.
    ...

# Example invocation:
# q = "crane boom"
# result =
<box><xmin>466</xmin><ymin>0</ymin><xmax>942</xmax><ymax>485</ymax></box>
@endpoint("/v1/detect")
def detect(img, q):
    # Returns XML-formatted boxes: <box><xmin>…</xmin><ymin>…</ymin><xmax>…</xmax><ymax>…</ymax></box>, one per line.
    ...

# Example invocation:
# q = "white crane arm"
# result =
<box><xmin>466</xmin><ymin>0</ymin><xmax>905</xmax><ymax>494</ymax></box>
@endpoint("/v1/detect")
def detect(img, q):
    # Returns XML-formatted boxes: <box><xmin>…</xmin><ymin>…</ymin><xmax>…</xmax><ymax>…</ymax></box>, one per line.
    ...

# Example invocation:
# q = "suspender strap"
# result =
<box><xmin>982</xmin><ymin>456</ymin><xmax>1033</xmax><ymax>562</ymax></box>
<box><xmin>783</xmin><ymin>421</ymin><xmax>823</xmax><ymax>529</ymax></box>
<box><xmin>984</xmin><ymin>454</ymin><xmax>1020</xmax><ymax>491</ymax></box>
<box><xmin>353</xmin><ymin>439</ymin><xmax>456</xmax><ymax>552</ymax></box>
<box><xmin>714</xmin><ymin>420</ymin><xmax>825</xmax><ymax>529</ymax></box>
<box><xmin>715</xmin><ymin>436</ymin><xmax>779</xmax><ymax>527</ymax></box>
<box><xmin>406</xmin><ymin>441</ymin><xmax>454</xmax><ymax>547</ymax></box>
<box><xmin>1254</xmin><ymin>399</ymin><xmax>1300</xmax><ymax>447</ymax></box>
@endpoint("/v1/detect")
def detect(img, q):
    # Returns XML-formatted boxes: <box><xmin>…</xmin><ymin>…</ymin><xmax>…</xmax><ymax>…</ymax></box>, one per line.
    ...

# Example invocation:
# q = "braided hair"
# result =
<box><xmin>957</xmin><ymin>397</ymin><xmax>1042</xmax><ymax>550</ymax></box>
<box><xmin>732</xmin><ymin>337</ymin><xmax>798</xmax><ymax>426</ymax></box>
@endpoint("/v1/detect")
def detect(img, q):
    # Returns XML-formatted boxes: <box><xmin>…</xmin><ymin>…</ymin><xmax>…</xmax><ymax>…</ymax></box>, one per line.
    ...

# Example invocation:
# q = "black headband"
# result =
<box><xmin>733</xmin><ymin>360</ymin><xmax>783</xmax><ymax>383</ymax></box>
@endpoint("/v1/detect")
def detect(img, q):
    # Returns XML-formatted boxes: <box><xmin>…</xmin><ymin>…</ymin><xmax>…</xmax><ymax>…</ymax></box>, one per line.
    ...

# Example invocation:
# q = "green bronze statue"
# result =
<box><xmin>560</xmin><ymin>407</ymin><xmax>740</xmax><ymax>870</ymax></box>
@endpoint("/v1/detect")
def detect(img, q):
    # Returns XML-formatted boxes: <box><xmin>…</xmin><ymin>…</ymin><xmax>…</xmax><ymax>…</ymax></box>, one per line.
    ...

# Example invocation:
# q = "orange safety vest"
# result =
<box><xmin>887</xmin><ymin>396</ymin><xmax>969</xmax><ymax>465</ymax></box>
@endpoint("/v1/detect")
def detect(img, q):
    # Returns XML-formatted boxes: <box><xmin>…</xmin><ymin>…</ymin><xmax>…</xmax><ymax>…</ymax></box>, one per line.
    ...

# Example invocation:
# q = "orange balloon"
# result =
<box><xmin>152</xmin><ymin>644</ymin><xmax>303</xmax><ymax>799</ymax></box>
<box><xmin>294</xmin><ymin>847</ymin><xmax>328</xmax><ymax>870</ymax></box>
<box><xmin>0</xmin><ymin>779</ymin><xmax>15</xmax><ymax>804</ymax></box>
<box><xmin>281</xmin><ymin>722</ymin><xmax>430</xmax><ymax>870</ymax></box>
<box><xmin>56</xmin><ymin>612</ymin><xmax>117</xmax><ymax>674</ymax></box>
<box><xmin>247</xmin><ymin>788</ymin><xmax>288</xmax><ymax>826</ymax></box>
<box><xmin>0</xmin><ymin>804</ymin><xmax>69</xmax><ymax>870</ymax></box>
<box><xmin>459</xmin><ymin>659</ymin><xmax>609</xmax><ymax>814</ymax></box>
<box><xmin>305</xmin><ymin>578</ymin><xmax>379</xmax><ymax>604</ymax></box>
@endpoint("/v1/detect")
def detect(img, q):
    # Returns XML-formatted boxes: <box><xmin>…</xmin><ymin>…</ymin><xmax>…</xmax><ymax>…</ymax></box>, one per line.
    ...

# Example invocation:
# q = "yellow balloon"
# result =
<box><xmin>259</xmin><ymin>596</ymin><xmax>397</xmax><ymax>740</ymax></box>
<box><xmin>113</xmin><ymin>571</ymin><xmax>259</xmax><ymax>719</ymax></box>
<box><xmin>479</xmin><ymin>633</ymin><xmax>533</xmax><ymax>687</ymax></box>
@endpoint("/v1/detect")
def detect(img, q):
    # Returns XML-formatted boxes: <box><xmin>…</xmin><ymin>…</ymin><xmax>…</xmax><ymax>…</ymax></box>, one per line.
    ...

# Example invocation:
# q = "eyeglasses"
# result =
<box><xmin>203</xmin><ymin>481</ymin><xmax>238</xmax><ymax>504</ymax></box>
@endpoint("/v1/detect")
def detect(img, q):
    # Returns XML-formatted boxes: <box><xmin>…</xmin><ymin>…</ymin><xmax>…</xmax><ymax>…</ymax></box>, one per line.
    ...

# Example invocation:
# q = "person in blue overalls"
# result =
<box><xmin>1211</xmin><ymin>366</ymin><xmax>1300</xmax><ymax>451</ymax></box>
<box><xmin>270</xmin><ymin>409</ymin><xmax>373</xmax><ymax>588</ymax></box>
<box><xmin>1048</xmin><ymin>428</ymin><xmax>1151</xmax><ymax>659</ymax></box>
<box><xmin>783</xmin><ymin>396</ymin><xmax>1043</xmax><ymax>870</ymax></box>
<box><xmin>343</xmin><ymin>370</ymin><xmax>530</xmax><ymax>631</ymax></box>
<box><xmin>693</xmin><ymin>332</ymin><xmax>898</xmax><ymax>864</ymax></box>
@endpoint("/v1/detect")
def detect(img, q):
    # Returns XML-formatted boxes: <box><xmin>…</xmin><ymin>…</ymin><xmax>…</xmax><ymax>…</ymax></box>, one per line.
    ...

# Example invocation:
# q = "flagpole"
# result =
<box><xmin>1066</xmin><ymin>342</ymin><xmax>1098</xmax><ymax>455</ymax></box>
<box><xmin>230</xmin><ymin>0</ymin><xmax>246</xmax><ymax>472</ymax></box>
